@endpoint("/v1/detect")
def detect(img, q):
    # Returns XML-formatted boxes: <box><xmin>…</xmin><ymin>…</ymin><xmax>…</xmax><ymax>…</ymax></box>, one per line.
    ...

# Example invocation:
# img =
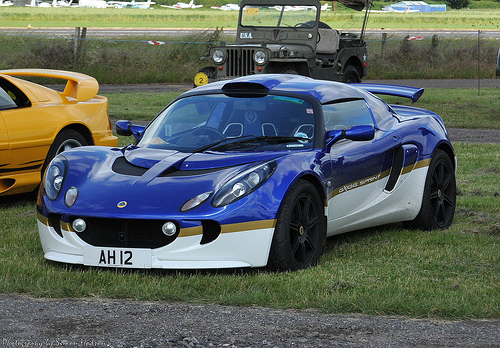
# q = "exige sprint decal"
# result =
<box><xmin>339</xmin><ymin>173</ymin><xmax>382</xmax><ymax>194</ymax></box>
<box><xmin>330</xmin><ymin>169</ymin><xmax>390</xmax><ymax>199</ymax></box>
<box><xmin>330</xmin><ymin>158</ymin><xmax>431</xmax><ymax>199</ymax></box>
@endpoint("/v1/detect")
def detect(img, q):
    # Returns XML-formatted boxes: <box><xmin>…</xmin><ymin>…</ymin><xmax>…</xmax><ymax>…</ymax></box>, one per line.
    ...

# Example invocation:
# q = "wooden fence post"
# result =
<box><xmin>74</xmin><ymin>27</ymin><xmax>87</xmax><ymax>65</ymax></box>
<box><xmin>381</xmin><ymin>32</ymin><xmax>387</xmax><ymax>61</ymax></box>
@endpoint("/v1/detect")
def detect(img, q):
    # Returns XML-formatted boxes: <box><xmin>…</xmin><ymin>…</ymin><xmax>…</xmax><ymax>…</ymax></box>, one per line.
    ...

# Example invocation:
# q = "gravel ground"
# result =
<box><xmin>1</xmin><ymin>80</ymin><xmax>498</xmax><ymax>347</ymax></box>
<box><xmin>1</xmin><ymin>294</ymin><xmax>499</xmax><ymax>348</ymax></box>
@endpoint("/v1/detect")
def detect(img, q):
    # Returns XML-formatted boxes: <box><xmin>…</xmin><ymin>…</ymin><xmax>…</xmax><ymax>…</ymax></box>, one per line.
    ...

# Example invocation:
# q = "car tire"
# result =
<box><xmin>404</xmin><ymin>149</ymin><xmax>456</xmax><ymax>230</ymax></box>
<box><xmin>268</xmin><ymin>180</ymin><xmax>326</xmax><ymax>271</ymax></box>
<box><xmin>199</xmin><ymin>66</ymin><xmax>216</xmax><ymax>78</ymax></box>
<box><xmin>342</xmin><ymin>65</ymin><xmax>361</xmax><ymax>83</ymax></box>
<box><xmin>42</xmin><ymin>129</ymin><xmax>88</xmax><ymax>174</ymax></box>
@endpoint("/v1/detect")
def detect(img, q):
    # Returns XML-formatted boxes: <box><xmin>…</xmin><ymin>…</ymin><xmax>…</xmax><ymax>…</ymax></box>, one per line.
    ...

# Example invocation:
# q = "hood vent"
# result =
<box><xmin>161</xmin><ymin>167</ymin><xmax>225</xmax><ymax>177</ymax></box>
<box><xmin>112</xmin><ymin>157</ymin><xmax>148</xmax><ymax>176</ymax></box>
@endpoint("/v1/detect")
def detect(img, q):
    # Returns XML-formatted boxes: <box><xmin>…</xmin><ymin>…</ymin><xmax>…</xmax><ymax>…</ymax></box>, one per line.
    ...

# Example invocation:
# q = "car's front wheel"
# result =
<box><xmin>404</xmin><ymin>149</ymin><xmax>456</xmax><ymax>230</ymax></box>
<box><xmin>268</xmin><ymin>180</ymin><xmax>326</xmax><ymax>271</ymax></box>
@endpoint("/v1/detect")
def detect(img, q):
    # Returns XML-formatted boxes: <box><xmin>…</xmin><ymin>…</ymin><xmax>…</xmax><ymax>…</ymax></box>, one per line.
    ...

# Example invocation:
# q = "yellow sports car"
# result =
<box><xmin>0</xmin><ymin>69</ymin><xmax>118</xmax><ymax>196</ymax></box>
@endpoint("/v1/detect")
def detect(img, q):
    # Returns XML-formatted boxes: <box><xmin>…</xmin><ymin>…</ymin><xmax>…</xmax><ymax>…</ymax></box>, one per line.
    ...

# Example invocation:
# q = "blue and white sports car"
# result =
<box><xmin>37</xmin><ymin>75</ymin><xmax>456</xmax><ymax>270</ymax></box>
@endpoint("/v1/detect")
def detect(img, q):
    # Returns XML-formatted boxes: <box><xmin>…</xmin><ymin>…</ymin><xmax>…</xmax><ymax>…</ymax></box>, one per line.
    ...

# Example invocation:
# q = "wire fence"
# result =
<box><xmin>0</xmin><ymin>27</ymin><xmax>499</xmax><ymax>83</ymax></box>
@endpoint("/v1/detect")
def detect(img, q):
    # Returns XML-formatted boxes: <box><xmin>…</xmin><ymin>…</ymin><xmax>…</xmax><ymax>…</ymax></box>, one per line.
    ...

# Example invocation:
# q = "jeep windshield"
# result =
<box><xmin>240</xmin><ymin>4</ymin><xmax>319</xmax><ymax>28</ymax></box>
<box><xmin>138</xmin><ymin>94</ymin><xmax>316</xmax><ymax>153</ymax></box>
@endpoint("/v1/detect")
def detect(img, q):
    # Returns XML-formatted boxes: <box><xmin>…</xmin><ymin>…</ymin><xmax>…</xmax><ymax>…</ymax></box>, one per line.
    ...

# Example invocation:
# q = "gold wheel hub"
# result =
<box><xmin>299</xmin><ymin>226</ymin><xmax>305</xmax><ymax>235</ymax></box>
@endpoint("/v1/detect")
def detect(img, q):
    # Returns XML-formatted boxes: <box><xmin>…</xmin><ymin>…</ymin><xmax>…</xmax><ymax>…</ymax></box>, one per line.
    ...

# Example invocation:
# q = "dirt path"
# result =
<box><xmin>1</xmin><ymin>294</ymin><xmax>499</xmax><ymax>348</ymax></box>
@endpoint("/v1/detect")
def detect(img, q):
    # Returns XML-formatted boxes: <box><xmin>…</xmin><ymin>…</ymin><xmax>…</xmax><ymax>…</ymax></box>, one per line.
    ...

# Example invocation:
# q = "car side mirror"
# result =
<box><xmin>116</xmin><ymin>120</ymin><xmax>146</xmax><ymax>141</ymax></box>
<box><xmin>325</xmin><ymin>125</ymin><xmax>375</xmax><ymax>149</ymax></box>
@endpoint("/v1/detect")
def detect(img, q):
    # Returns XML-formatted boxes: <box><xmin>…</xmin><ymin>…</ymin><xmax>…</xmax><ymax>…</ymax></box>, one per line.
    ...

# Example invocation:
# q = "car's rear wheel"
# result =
<box><xmin>42</xmin><ymin>129</ymin><xmax>88</xmax><ymax>174</ymax></box>
<box><xmin>268</xmin><ymin>180</ymin><xmax>326</xmax><ymax>271</ymax></box>
<box><xmin>404</xmin><ymin>149</ymin><xmax>456</xmax><ymax>230</ymax></box>
<box><xmin>342</xmin><ymin>65</ymin><xmax>361</xmax><ymax>83</ymax></box>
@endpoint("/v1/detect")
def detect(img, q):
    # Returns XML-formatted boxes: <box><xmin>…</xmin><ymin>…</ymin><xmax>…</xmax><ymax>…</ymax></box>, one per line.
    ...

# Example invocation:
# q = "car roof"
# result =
<box><xmin>183</xmin><ymin>74</ymin><xmax>367</xmax><ymax>104</ymax></box>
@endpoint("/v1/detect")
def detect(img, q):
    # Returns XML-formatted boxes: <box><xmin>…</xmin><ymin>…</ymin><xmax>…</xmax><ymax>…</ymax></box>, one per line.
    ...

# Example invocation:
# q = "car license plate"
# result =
<box><xmin>83</xmin><ymin>247</ymin><xmax>152</xmax><ymax>268</ymax></box>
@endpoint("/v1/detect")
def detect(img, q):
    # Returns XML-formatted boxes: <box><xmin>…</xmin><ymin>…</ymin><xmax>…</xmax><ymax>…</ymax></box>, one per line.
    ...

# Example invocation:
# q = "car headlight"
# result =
<box><xmin>212</xmin><ymin>161</ymin><xmax>277</xmax><ymax>208</ymax></box>
<box><xmin>44</xmin><ymin>156</ymin><xmax>68</xmax><ymax>201</ymax></box>
<box><xmin>254</xmin><ymin>50</ymin><xmax>268</xmax><ymax>65</ymax></box>
<box><xmin>212</xmin><ymin>49</ymin><xmax>225</xmax><ymax>64</ymax></box>
<box><xmin>65</xmin><ymin>186</ymin><xmax>79</xmax><ymax>207</ymax></box>
<box><xmin>181</xmin><ymin>191</ymin><xmax>212</xmax><ymax>212</ymax></box>
<box><xmin>279</xmin><ymin>46</ymin><xmax>288</xmax><ymax>58</ymax></box>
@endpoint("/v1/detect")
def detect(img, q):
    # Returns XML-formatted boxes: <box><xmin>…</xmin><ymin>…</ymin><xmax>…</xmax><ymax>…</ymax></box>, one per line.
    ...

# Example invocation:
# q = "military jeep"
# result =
<box><xmin>194</xmin><ymin>0</ymin><xmax>370</xmax><ymax>86</ymax></box>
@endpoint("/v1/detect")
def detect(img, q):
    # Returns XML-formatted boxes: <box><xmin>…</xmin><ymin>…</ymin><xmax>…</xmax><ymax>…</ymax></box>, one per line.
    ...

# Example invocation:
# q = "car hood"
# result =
<box><xmin>48</xmin><ymin>146</ymin><xmax>289</xmax><ymax>217</ymax></box>
<box><xmin>122</xmin><ymin>146</ymin><xmax>284</xmax><ymax>171</ymax></box>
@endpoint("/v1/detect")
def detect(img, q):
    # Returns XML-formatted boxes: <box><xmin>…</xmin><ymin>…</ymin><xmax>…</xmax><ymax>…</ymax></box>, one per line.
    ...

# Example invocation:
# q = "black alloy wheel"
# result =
<box><xmin>268</xmin><ymin>180</ymin><xmax>326</xmax><ymax>271</ymax></box>
<box><xmin>404</xmin><ymin>149</ymin><xmax>456</xmax><ymax>230</ymax></box>
<box><xmin>429</xmin><ymin>152</ymin><xmax>456</xmax><ymax>228</ymax></box>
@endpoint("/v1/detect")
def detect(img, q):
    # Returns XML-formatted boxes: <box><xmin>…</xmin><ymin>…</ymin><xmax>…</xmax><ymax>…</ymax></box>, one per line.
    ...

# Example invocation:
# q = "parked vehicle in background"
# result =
<box><xmin>195</xmin><ymin>0</ymin><xmax>370</xmax><ymax>87</ymax></box>
<box><xmin>0</xmin><ymin>69</ymin><xmax>118</xmax><ymax>196</ymax></box>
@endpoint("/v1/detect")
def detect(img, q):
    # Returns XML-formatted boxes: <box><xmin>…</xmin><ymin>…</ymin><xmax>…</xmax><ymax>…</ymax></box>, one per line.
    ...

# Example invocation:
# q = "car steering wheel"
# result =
<box><xmin>294</xmin><ymin>22</ymin><xmax>309</xmax><ymax>28</ymax></box>
<box><xmin>192</xmin><ymin>127</ymin><xmax>226</xmax><ymax>142</ymax></box>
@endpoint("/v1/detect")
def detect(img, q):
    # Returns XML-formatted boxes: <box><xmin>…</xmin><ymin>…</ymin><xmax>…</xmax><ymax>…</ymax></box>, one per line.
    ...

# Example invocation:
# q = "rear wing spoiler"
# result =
<box><xmin>350</xmin><ymin>83</ymin><xmax>425</xmax><ymax>103</ymax></box>
<box><xmin>0</xmin><ymin>69</ymin><xmax>99</xmax><ymax>102</ymax></box>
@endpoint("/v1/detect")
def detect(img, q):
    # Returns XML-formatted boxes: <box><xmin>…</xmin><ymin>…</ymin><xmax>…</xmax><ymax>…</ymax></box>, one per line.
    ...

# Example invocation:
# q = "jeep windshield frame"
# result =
<box><xmin>240</xmin><ymin>4</ymin><xmax>319</xmax><ymax>28</ymax></box>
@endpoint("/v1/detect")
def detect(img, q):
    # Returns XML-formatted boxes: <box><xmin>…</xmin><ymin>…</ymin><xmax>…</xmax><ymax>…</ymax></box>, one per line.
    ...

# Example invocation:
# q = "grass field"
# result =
<box><xmin>0</xmin><ymin>4</ymin><xmax>499</xmax><ymax>319</ymax></box>
<box><xmin>0</xmin><ymin>87</ymin><xmax>499</xmax><ymax>319</ymax></box>
<box><xmin>0</xmin><ymin>7</ymin><xmax>499</xmax><ymax>30</ymax></box>
<box><xmin>1</xmin><ymin>6</ymin><xmax>499</xmax><ymax>82</ymax></box>
<box><xmin>0</xmin><ymin>141</ymin><xmax>498</xmax><ymax>319</ymax></box>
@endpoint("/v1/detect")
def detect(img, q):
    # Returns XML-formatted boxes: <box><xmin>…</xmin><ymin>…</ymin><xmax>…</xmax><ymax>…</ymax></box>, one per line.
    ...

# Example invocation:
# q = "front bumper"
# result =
<box><xmin>37</xmin><ymin>213</ymin><xmax>276</xmax><ymax>269</ymax></box>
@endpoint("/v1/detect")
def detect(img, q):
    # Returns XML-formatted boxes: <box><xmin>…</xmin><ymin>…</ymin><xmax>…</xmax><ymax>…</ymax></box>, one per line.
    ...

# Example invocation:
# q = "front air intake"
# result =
<box><xmin>200</xmin><ymin>220</ymin><xmax>221</xmax><ymax>245</ymax></box>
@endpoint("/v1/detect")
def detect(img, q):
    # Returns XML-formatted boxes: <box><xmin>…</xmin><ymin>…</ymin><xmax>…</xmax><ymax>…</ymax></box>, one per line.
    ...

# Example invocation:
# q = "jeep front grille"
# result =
<box><xmin>226</xmin><ymin>48</ymin><xmax>256</xmax><ymax>77</ymax></box>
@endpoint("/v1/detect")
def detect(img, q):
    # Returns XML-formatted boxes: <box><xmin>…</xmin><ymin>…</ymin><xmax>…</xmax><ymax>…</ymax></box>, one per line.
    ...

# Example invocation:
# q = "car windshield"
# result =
<box><xmin>138</xmin><ymin>94</ymin><xmax>316</xmax><ymax>153</ymax></box>
<box><xmin>240</xmin><ymin>4</ymin><xmax>318</xmax><ymax>28</ymax></box>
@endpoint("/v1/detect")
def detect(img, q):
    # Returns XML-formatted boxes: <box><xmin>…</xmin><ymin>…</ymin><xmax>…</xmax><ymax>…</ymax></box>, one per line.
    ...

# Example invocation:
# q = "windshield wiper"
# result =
<box><xmin>193</xmin><ymin>135</ymin><xmax>311</xmax><ymax>153</ymax></box>
<box><xmin>192</xmin><ymin>135</ymin><xmax>258</xmax><ymax>153</ymax></box>
<box><xmin>260</xmin><ymin>136</ymin><xmax>311</xmax><ymax>144</ymax></box>
<box><xmin>210</xmin><ymin>136</ymin><xmax>311</xmax><ymax>151</ymax></box>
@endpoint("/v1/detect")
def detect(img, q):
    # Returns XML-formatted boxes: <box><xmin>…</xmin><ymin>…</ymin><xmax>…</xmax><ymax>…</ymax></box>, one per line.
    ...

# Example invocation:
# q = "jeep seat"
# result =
<box><xmin>316</xmin><ymin>29</ymin><xmax>340</xmax><ymax>54</ymax></box>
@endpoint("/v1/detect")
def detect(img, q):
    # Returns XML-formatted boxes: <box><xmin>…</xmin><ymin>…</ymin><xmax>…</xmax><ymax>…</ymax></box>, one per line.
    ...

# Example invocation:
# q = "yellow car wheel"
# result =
<box><xmin>42</xmin><ymin>129</ymin><xmax>88</xmax><ymax>173</ymax></box>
